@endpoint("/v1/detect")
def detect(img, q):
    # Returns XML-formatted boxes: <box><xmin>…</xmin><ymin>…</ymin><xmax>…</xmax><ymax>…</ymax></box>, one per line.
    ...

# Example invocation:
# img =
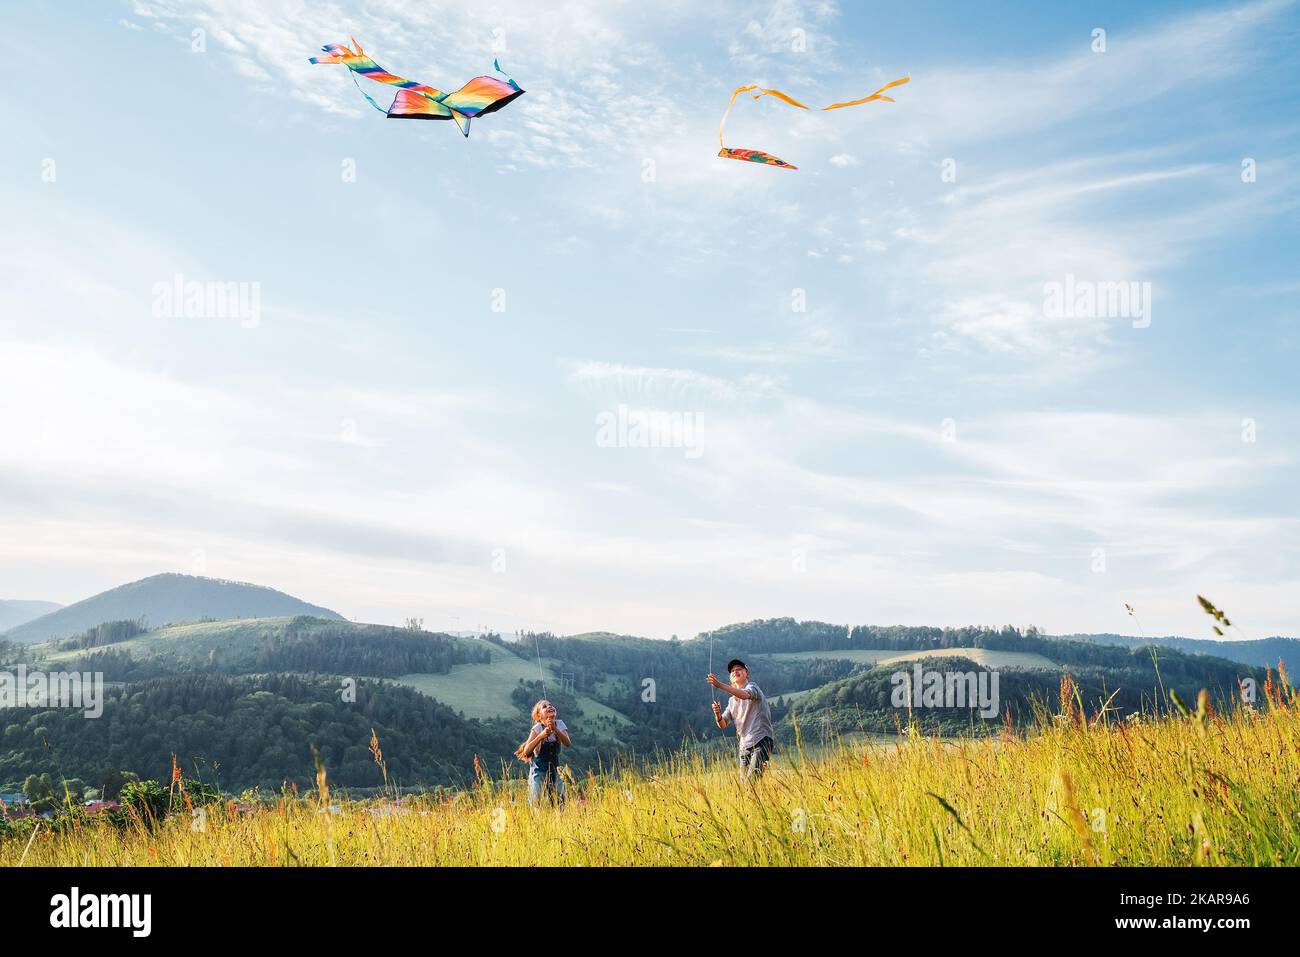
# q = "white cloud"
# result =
<box><xmin>1</xmin><ymin>0</ymin><xmax>1294</xmax><ymax>642</ymax></box>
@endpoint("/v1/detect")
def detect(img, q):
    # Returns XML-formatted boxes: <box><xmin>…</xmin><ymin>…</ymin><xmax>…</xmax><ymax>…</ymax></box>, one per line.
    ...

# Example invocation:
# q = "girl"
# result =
<box><xmin>515</xmin><ymin>699</ymin><xmax>571</xmax><ymax>806</ymax></box>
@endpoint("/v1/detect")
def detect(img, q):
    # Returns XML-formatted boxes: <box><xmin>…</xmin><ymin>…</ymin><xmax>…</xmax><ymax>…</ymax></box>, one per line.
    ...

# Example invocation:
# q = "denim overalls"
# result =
<box><xmin>528</xmin><ymin>727</ymin><xmax>565</xmax><ymax>806</ymax></box>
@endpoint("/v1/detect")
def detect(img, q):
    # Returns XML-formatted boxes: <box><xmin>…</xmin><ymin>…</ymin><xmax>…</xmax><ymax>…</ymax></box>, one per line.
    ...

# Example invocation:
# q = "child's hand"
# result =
<box><xmin>707</xmin><ymin>673</ymin><xmax>724</xmax><ymax>689</ymax></box>
<box><xmin>712</xmin><ymin>701</ymin><xmax>723</xmax><ymax>717</ymax></box>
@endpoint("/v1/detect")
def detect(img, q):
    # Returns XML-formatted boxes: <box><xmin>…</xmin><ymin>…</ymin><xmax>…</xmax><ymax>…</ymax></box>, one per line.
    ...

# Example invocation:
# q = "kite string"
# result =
<box><xmin>533</xmin><ymin>632</ymin><xmax>547</xmax><ymax>696</ymax></box>
<box><xmin>709</xmin><ymin>633</ymin><xmax>716</xmax><ymax>707</ymax></box>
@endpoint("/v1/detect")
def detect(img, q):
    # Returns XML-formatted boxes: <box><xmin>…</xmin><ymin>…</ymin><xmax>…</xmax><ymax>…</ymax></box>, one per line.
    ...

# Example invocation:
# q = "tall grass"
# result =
<box><xmin>4</xmin><ymin>682</ymin><xmax>1296</xmax><ymax>866</ymax></box>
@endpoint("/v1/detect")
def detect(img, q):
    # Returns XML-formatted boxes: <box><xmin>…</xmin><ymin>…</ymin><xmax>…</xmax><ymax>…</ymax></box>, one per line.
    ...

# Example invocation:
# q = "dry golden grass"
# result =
<box><xmin>4</xmin><ymin>691</ymin><xmax>1297</xmax><ymax>867</ymax></box>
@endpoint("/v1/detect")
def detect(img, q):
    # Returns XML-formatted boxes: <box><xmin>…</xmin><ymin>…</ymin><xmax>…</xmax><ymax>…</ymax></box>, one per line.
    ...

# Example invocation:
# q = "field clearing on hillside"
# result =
<box><xmin>40</xmin><ymin>617</ymin><xmax>493</xmax><ymax>668</ymax></box>
<box><xmin>35</xmin><ymin>620</ymin><xmax>629</xmax><ymax>737</ymax></box>
<box><xmin>392</xmin><ymin>638</ymin><xmax>632</xmax><ymax>734</ymax></box>
<box><xmin>759</xmin><ymin>647</ymin><xmax>1059</xmax><ymax>670</ymax></box>
<box><xmin>5</xmin><ymin>702</ymin><xmax>1295</xmax><ymax>866</ymax></box>
<box><xmin>41</xmin><ymin>618</ymin><xmax>279</xmax><ymax>665</ymax></box>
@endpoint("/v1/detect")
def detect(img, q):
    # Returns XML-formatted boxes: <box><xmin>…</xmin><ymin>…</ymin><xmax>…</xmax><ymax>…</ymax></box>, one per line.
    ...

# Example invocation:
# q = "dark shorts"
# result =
<box><xmin>738</xmin><ymin>735</ymin><xmax>774</xmax><ymax>781</ymax></box>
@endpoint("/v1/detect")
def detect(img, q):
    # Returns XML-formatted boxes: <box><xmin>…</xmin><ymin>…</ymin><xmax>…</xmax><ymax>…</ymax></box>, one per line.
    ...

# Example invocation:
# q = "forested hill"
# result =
<box><xmin>697</xmin><ymin>619</ymin><xmax>1052</xmax><ymax>656</ymax></box>
<box><xmin>692</xmin><ymin>618</ymin><xmax>1292</xmax><ymax>670</ymax></box>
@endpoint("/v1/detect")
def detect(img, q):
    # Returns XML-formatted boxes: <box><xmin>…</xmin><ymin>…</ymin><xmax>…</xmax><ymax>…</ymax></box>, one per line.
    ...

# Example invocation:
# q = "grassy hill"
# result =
<box><xmin>6</xmin><ymin>615</ymin><xmax>634</xmax><ymax>790</ymax></box>
<box><xmin>5</xmin><ymin>696</ymin><xmax>1296</xmax><ymax>866</ymax></box>
<box><xmin>37</xmin><ymin>616</ymin><xmax>629</xmax><ymax>737</ymax></box>
<box><xmin>2</xmin><ymin>612</ymin><xmax>1273</xmax><ymax>793</ymax></box>
<box><xmin>4</xmin><ymin>574</ymin><xmax>342</xmax><ymax>643</ymax></box>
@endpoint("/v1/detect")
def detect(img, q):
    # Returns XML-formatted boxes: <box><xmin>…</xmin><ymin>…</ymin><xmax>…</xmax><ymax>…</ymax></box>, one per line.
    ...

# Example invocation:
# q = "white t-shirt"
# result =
<box><xmin>531</xmin><ymin>719</ymin><xmax>568</xmax><ymax>743</ymax></box>
<box><xmin>722</xmin><ymin>683</ymin><xmax>773</xmax><ymax>750</ymax></box>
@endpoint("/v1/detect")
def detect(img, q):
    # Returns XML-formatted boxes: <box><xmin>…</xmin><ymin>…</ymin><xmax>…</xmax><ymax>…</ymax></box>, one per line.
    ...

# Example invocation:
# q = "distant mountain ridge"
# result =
<box><xmin>2</xmin><ymin>573</ymin><xmax>343</xmax><ymax>643</ymax></box>
<box><xmin>1058</xmin><ymin>631</ymin><xmax>1299</xmax><ymax>670</ymax></box>
<box><xmin>0</xmin><ymin>599</ymin><xmax>63</xmax><ymax>633</ymax></box>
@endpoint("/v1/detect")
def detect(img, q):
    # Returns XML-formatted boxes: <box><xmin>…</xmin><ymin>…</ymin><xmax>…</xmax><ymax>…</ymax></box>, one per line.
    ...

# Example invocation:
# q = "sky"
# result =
<box><xmin>1</xmin><ymin>0</ymin><xmax>1297</xmax><ymax>641</ymax></box>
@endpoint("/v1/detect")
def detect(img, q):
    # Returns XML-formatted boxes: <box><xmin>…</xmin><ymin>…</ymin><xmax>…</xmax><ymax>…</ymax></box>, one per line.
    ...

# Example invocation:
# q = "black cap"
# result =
<box><xmin>726</xmin><ymin>659</ymin><xmax>747</xmax><ymax>672</ymax></box>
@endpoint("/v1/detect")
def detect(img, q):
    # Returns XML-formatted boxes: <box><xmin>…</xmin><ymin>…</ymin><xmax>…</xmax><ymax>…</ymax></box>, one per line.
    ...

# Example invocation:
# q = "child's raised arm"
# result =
<box><xmin>707</xmin><ymin>673</ymin><xmax>752</xmax><ymax>700</ymax></box>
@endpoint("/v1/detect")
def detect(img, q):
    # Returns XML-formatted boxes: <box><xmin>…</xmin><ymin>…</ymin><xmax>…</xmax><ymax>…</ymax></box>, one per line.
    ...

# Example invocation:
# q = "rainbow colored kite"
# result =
<box><xmin>718</xmin><ymin>75</ymin><xmax>910</xmax><ymax>170</ymax></box>
<box><xmin>310</xmin><ymin>38</ymin><xmax>523</xmax><ymax>137</ymax></box>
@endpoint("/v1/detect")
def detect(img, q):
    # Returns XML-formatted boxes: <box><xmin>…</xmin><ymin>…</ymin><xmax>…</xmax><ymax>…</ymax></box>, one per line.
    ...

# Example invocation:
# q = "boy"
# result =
<box><xmin>708</xmin><ymin>658</ymin><xmax>774</xmax><ymax>780</ymax></box>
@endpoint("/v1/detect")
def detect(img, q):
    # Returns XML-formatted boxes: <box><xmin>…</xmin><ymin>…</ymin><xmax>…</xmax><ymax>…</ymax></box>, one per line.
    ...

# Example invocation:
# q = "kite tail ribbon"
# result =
<box><xmin>494</xmin><ymin>57</ymin><xmax>522</xmax><ymax>92</ymax></box>
<box><xmin>350</xmin><ymin>71</ymin><xmax>390</xmax><ymax>115</ymax></box>
<box><xmin>717</xmin><ymin>74</ymin><xmax>910</xmax><ymax>169</ymax></box>
<box><xmin>819</xmin><ymin>74</ymin><xmax>911</xmax><ymax>111</ymax></box>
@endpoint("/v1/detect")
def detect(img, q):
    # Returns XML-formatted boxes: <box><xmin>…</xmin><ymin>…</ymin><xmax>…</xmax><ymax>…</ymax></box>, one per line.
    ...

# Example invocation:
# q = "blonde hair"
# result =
<box><xmin>516</xmin><ymin>700</ymin><xmax>554</xmax><ymax>761</ymax></box>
